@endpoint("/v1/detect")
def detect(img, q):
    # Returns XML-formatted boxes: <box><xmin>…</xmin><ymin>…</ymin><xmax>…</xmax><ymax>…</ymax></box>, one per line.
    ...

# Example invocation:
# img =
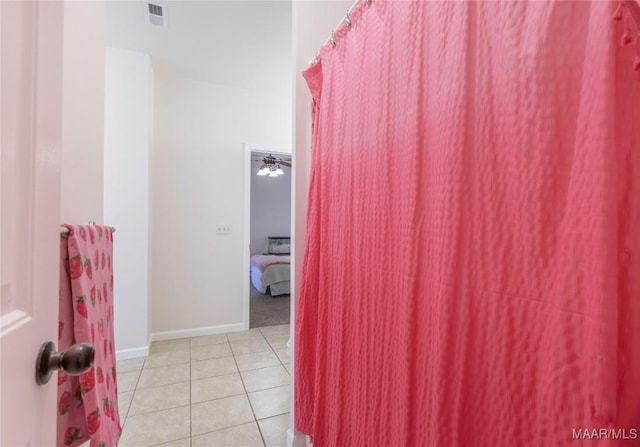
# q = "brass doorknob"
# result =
<box><xmin>35</xmin><ymin>341</ymin><xmax>95</xmax><ymax>385</ymax></box>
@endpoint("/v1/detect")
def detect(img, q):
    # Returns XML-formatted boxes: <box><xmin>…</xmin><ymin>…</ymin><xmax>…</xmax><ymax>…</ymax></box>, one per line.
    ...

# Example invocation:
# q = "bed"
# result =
<box><xmin>250</xmin><ymin>253</ymin><xmax>291</xmax><ymax>296</ymax></box>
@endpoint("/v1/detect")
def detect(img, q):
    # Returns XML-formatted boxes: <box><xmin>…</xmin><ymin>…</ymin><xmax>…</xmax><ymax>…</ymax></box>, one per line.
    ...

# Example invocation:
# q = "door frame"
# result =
<box><xmin>242</xmin><ymin>144</ymin><xmax>292</xmax><ymax>330</ymax></box>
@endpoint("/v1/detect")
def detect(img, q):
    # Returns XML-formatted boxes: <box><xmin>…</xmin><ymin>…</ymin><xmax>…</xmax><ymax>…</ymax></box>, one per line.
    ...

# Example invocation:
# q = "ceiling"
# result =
<box><xmin>105</xmin><ymin>0</ymin><xmax>292</xmax><ymax>97</ymax></box>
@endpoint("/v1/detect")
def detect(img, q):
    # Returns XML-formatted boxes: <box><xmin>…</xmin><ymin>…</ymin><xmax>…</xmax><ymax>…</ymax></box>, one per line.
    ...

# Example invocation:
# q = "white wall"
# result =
<box><xmin>250</xmin><ymin>153</ymin><xmax>292</xmax><ymax>256</ymax></box>
<box><xmin>290</xmin><ymin>2</ymin><xmax>349</xmax><ymax>444</ymax></box>
<box><xmin>150</xmin><ymin>74</ymin><xmax>291</xmax><ymax>336</ymax></box>
<box><xmin>104</xmin><ymin>47</ymin><xmax>153</xmax><ymax>358</ymax></box>
<box><xmin>60</xmin><ymin>1</ymin><xmax>105</xmax><ymax>223</ymax></box>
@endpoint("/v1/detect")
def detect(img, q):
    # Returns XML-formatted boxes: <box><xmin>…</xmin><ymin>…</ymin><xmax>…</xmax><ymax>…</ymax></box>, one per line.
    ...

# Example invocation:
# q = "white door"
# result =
<box><xmin>1</xmin><ymin>1</ymin><xmax>65</xmax><ymax>446</ymax></box>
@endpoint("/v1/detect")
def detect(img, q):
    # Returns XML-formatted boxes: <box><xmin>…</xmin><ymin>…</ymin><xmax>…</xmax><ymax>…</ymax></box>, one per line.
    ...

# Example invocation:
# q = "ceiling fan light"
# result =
<box><xmin>269</xmin><ymin>170</ymin><xmax>279</xmax><ymax>177</ymax></box>
<box><xmin>275</xmin><ymin>167</ymin><xmax>284</xmax><ymax>175</ymax></box>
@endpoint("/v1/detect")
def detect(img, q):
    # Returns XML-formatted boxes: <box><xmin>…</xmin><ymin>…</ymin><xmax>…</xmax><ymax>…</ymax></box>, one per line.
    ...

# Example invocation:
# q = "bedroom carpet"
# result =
<box><xmin>250</xmin><ymin>283</ymin><xmax>290</xmax><ymax>328</ymax></box>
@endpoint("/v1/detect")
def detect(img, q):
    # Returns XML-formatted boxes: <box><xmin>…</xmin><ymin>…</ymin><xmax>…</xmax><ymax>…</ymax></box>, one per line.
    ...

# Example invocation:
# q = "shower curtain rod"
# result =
<box><xmin>59</xmin><ymin>226</ymin><xmax>116</xmax><ymax>234</ymax></box>
<box><xmin>312</xmin><ymin>0</ymin><xmax>370</xmax><ymax>64</ymax></box>
<box><xmin>311</xmin><ymin>0</ymin><xmax>640</xmax><ymax>64</ymax></box>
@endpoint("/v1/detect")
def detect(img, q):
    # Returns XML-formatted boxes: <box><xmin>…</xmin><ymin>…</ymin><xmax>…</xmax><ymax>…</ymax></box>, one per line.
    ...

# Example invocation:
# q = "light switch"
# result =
<box><xmin>216</xmin><ymin>225</ymin><xmax>232</xmax><ymax>235</ymax></box>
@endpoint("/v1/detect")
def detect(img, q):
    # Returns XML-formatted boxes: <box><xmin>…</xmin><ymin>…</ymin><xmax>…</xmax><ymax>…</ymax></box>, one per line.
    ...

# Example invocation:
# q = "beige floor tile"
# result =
<box><xmin>117</xmin><ymin>357</ymin><xmax>146</xmax><ymax>373</ymax></box>
<box><xmin>265</xmin><ymin>334</ymin><xmax>289</xmax><ymax>349</ymax></box>
<box><xmin>191</xmin><ymin>373</ymin><xmax>246</xmax><ymax>403</ymax></box>
<box><xmin>150</xmin><ymin>438</ymin><xmax>190</xmax><ymax>447</ymax></box>
<box><xmin>190</xmin><ymin>333</ymin><xmax>228</xmax><ymax>346</ymax></box>
<box><xmin>241</xmin><ymin>365</ymin><xmax>290</xmax><ymax>393</ymax></box>
<box><xmin>191</xmin><ymin>394</ymin><xmax>255</xmax><ymax>436</ymax></box>
<box><xmin>191</xmin><ymin>343</ymin><xmax>233</xmax><ymax>361</ymax></box>
<box><xmin>192</xmin><ymin>422</ymin><xmax>264</xmax><ymax>447</ymax></box>
<box><xmin>258</xmin><ymin>324</ymin><xmax>290</xmax><ymax>337</ymax></box>
<box><xmin>119</xmin><ymin>405</ymin><xmax>190</xmax><ymax>447</ymax></box>
<box><xmin>226</xmin><ymin>328</ymin><xmax>265</xmax><ymax>342</ymax></box>
<box><xmin>274</xmin><ymin>348</ymin><xmax>290</xmax><ymax>364</ymax></box>
<box><xmin>258</xmin><ymin>413</ymin><xmax>290</xmax><ymax>447</ymax></box>
<box><xmin>117</xmin><ymin>370</ymin><xmax>141</xmax><ymax>393</ymax></box>
<box><xmin>128</xmin><ymin>382</ymin><xmax>190</xmax><ymax>416</ymax></box>
<box><xmin>230</xmin><ymin>338</ymin><xmax>271</xmax><ymax>355</ymax></box>
<box><xmin>145</xmin><ymin>349</ymin><xmax>190</xmax><ymax>369</ymax></box>
<box><xmin>118</xmin><ymin>390</ymin><xmax>134</xmax><ymax>420</ymax></box>
<box><xmin>150</xmin><ymin>338</ymin><xmax>190</xmax><ymax>353</ymax></box>
<box><xmin>138</xmin><ymin>363</ymin><xmax>190</xmax><ymax>389</ymax></box>
<box><xmin>235</xmin><ymin>350</ymin><xmax>280</xmax><ymax>372</ymax></box>
<box><xmin>260</xmin><ymin>327</ymin><xmax>290</xmax><ymax>346</ymax></box>
<box><xmin>283</xmin><ymin>364</ymin><xmax>291</xmax><ymax>375</ymax></box>
<box><xmin>191</xmin><ymin>356</ymin><xmax>238</xmax><ymax>380</ymax></box>
<box><xmin>248</xmin><ymin>385</ymin><xmax>290</xmax><ymax>420</ymax></box>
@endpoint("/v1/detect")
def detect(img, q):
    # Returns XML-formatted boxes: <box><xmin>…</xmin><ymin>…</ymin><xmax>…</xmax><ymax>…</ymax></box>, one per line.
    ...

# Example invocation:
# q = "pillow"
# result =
<box><xmin>268</xmin><ymin>237</ymin><xmax>290</xmax><ymax>254</ymax></box>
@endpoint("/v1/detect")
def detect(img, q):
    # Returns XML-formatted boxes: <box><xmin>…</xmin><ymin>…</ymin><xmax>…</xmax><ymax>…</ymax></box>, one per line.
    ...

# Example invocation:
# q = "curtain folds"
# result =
<box><xmin>295</xmin><ymin>1</ymin><xmax>640</xmax><ymax>446</ymax></box>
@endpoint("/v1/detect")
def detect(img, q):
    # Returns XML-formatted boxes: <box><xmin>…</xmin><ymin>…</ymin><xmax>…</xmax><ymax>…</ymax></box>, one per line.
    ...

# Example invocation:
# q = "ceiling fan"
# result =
<box><xmin>253</xmin><ymin>154</ymin><xmax>292</xmax><ymax>177</ymax></box>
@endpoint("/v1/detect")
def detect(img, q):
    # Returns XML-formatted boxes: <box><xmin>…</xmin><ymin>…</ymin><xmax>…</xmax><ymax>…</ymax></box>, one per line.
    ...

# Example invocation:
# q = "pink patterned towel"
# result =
<box><xmin>58</xmin><ymin>225</ymin><xmax>121</xmax><ymax>447</ymax></box>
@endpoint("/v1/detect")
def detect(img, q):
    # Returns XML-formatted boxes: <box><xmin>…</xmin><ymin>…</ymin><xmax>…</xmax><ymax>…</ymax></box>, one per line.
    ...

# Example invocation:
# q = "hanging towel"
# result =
<box><xmin>295</xmin><ymin>1</ymin><xmax>640</xmax><ymax>446</ymax></box>
<box><xmin>58</xmin><ymin>225</ymin><xmax>121</xmax><ymax>447</ymax></box>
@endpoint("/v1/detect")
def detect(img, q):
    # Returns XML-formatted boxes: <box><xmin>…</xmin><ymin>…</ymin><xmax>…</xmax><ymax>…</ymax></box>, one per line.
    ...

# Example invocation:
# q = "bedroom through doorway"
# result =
<box><xmin>245</xmin><ymin>148</ymin><xmax>292</xmax><ymax>328</ymax></box>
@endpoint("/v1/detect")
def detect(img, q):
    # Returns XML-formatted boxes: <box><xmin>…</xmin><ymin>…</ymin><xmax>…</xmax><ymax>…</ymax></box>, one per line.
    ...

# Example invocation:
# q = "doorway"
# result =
<box><xmin>243</xmin><ymin>146</ymin><xmax>292</xmax><ymax>328</ymax></box>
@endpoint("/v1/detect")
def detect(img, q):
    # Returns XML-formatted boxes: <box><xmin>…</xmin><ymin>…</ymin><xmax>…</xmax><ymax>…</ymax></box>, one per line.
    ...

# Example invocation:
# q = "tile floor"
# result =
<box><xmin>115</xmin><ymin>324</ymin><xmax>291</xmax><ymax>447</ymax></box>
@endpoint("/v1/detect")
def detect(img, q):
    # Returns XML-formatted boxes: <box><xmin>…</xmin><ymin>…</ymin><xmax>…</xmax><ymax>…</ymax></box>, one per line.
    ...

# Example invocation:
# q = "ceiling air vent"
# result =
<box><xmin>146</xmin><ymin>2</ymin><xmax>168</xmax><ymax>29</ymax></box>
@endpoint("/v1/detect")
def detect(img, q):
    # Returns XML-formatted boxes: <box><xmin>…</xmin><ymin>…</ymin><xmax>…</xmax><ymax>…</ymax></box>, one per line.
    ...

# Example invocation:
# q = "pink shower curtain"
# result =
<box><xmin>295</xmin><ymin>1</ymin><xmax>640</xmax><ymax>446</ymax></box>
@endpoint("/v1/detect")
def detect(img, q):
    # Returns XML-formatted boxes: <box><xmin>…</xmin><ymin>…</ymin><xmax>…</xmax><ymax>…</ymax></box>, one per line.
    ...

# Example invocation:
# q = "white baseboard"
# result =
<box><xmin>115</xmin><ymin>346</ymin><xmax>149</xmax><ymax>361</ymax></box>
<box><xmin>149</xmin><ymin>322</ymin><xmax>246</xmax><ymax>343</ymax></box>
<box><xmin>115</xmin><ymin>323</ymin><xmax>247</xmax><ymax>361</ymax></box>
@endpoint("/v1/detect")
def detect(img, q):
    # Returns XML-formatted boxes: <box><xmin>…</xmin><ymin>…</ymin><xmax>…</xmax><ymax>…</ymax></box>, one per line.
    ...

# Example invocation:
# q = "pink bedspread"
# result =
<box><xmin>250</xmin><ymin>254</ymin><xmax>291</xmax><ymax>273</ymax></box>
<box><xmin>295</xmin><ymin>1</ymin><xmax>640</xmax><ymax>446</ymax></box>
